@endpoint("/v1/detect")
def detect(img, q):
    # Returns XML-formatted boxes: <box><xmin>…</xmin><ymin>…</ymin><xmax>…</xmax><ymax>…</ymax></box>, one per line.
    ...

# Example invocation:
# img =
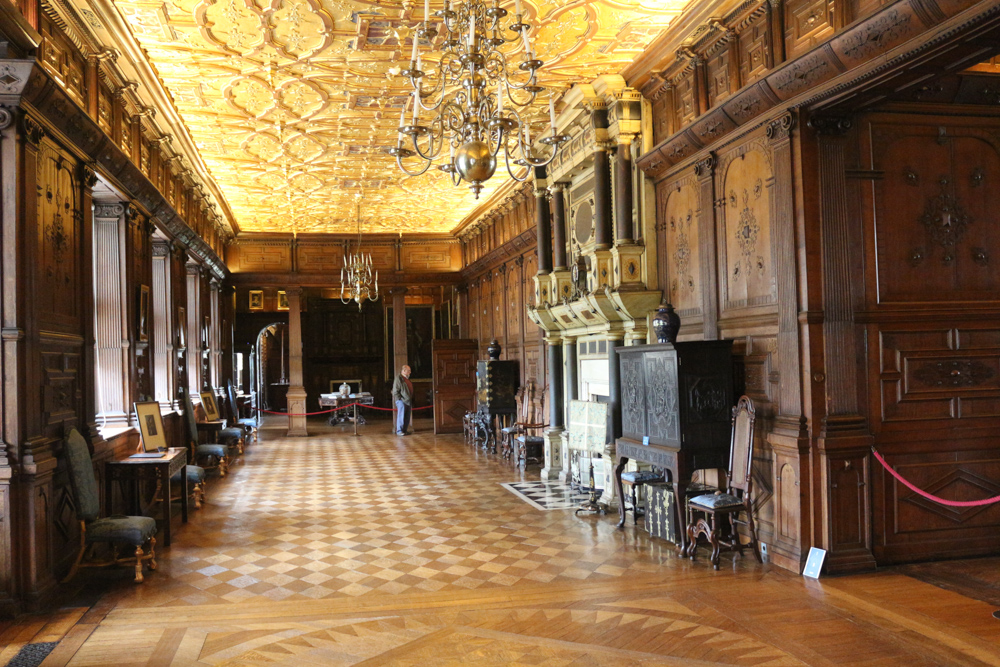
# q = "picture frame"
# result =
<box><xmin>199</xmin><ymin>390</ymin><xmax>220</xmax><ymax>421</ymax></box>
<box><xmin>134</xmin><ymin>401</ymin><xmax>167</xmax><ymax>452</ymax></box>
<box><xmin>249</xmin><ymin>289</ymin><xmax>264</xmax><ymax>311</ymax></box>
<box><xmin>177</xmin><ymin>306</ymin><xmax>186</xmax><ymax>348</ymax></box>
<box><xmin>137</xmin><ymin>285</ymin><xmax>150</xmax><ymax>343</ymax></box>
<box><xmin>277</xmin><ymin>290</ymin><xmax>289</xmax><ymax>310</ymax></box>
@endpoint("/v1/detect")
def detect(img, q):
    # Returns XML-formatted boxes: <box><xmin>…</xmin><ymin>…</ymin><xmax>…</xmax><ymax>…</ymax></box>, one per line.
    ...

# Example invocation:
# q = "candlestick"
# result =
<box><xmin>412</xmin><ymin>90</ymin><xmax>419</xmax><ymax>123</ymax></box>
<box><xmin>424</xmin><ymin>0</ymin><xmax>429</xmax><ymax>20</ymax></box>
<box><xmin>411</xmin><ymin>33</ymin><xmax>419</xmax><ymax>63</ymax></box>
<box><xmin>515</xmin><ymin>0</ymin><xmax>522</xmax><ymax>16</ymax></box>
<box><xmin>521</xmin><ymin>28</ymin><xmax>530</xmax><ymax>55</ymax></box>
<box><xmin>549</xmin><ymin>96</ymin><xmax>556</xmax><ymax>131</ymax></box>
<box><xmin>469</xmin><ymin>13</ymin><xmax>475</xmax><ymax>45</ymax></box>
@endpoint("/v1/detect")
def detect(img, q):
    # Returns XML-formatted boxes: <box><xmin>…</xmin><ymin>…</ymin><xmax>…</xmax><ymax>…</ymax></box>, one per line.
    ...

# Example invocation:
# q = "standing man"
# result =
<box><xmin>392</xmin><ymin>364</ymin><xmax>413</xmax><ymax>436</ymax></box>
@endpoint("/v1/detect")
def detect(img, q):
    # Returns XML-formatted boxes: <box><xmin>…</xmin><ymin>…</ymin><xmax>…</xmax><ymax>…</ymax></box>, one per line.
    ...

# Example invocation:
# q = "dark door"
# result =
<box><xmin>432</xmin><ymin>339</ymin><xmax>478</xmax><ymax>434</ymax></box>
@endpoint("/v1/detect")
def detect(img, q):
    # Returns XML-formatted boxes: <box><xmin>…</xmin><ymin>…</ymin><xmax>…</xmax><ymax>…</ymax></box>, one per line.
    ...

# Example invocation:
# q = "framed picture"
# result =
<box><xmin>134</xmin><ymin>401</ymin><xmax>167</xmax><ymax>452</ymax></box>
<box><xmin>199</xmin><ymin>390</ymin><xmax>220</xmax><ymax>421</ymax></box>
<box><xmin>249</xmin><ymin>289</ymin><xmax>264</xmax><ymax>311</ymax></box>
<box><xmin>137</xmin><ymin>285</ymin><xmax>150</xmax><ymax>343</ymax></box>
<box><xmin>177</xmin><ymin>306</ymin><xmax>186</xmax><ymax>348</ymax></box>
<box><xmin>277</xmin><ymin>290</ymin><xmax>289</xmax><ymax>310</ymax></box>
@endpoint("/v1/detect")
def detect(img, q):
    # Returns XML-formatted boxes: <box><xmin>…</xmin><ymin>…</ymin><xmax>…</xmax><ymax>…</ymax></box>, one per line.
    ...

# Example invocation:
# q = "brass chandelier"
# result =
<box><xmin>340</xmin><ymin>201</ymin><xmax>380</xmax><ymax>310</ymax></box>
<box><xmin>389</xmin><ymin>0</ymin><xmax>570</xmax><ymax>198</ymax></box>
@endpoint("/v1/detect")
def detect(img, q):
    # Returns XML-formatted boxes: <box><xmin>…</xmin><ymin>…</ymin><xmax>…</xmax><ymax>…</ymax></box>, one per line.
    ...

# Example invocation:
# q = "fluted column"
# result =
<box><xmin>286</xmin><ymin>286</ymin><xmax>307</xmax><ymax>436</ymax></box>
<box><xmin>93</xmin><ymin>203</ymin><xmax>130</xmax><ymax>427</ymax></box>
<box><xmin>152</xmin><ymin>240</ymin><xmax>174</xmax><ymax>409</ymax></box>
<box><xmin>185</xmin><ymin>263</ymin><xmax>202</xmax><ymax>396</ymax></box>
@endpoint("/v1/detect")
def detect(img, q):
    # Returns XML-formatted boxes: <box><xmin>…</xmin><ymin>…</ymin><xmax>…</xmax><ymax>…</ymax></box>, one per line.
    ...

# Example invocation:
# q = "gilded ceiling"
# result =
<box><xmin>101</xmin><ymin>0</ymin><xmax>690</xmax><ymax>233</ymax></box>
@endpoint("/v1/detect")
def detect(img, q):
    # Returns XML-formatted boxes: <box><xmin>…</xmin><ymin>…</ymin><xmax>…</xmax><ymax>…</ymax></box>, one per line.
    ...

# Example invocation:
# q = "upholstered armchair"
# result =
<box><xmin>227</xmin><ymin>382</ymin><xmax>258</xmax><ymax>445</ymax></box>
<box><xmin>62</xmin><ymin>429</ymin><xmax>157</xmax><ymax>584</ymax></box>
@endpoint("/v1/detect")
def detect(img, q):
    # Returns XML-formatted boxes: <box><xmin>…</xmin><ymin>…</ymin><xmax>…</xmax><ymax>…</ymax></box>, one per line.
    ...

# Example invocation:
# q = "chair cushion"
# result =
<box><xmin>219</xmin><ymin>427</ymin><xmax>243</xmax><ymax>441</ymax></box>
<box><xmin>197</xmin><ymin>444</ymin><xmax>229</xmax><ymax>459</ymax></box>
<box><xmin>87</xmin><ymin>516</ymin><xmax>156</xmax><ymax>545</ymax></box>
<box><xmin>172</xmin><ymin>465</ymin><xmax>205</xmax><ymax>484</ymax></box>
<box><xmin>237</xmin><ymin>418</ymin><xmax>257</xmax><ymax>427</ymax></box>
<box><xmin>688</xmin><ymin>493</ymin><xmax>744</xmax><ymax>509</ymax></box>
<box><xmin>622</xmin><ymin>471</ymin><xmax>663</xmax><ymax>484</ymax></box>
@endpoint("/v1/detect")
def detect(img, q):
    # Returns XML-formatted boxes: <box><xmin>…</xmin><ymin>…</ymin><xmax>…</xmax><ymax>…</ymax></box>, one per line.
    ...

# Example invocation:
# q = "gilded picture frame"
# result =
<box><xmin>134</xmin><ymin>401</ymin><xmax>167</xmax><ymax>452</ymax></box>
<box><xmin>277</xmin><ymin>290</ymin><xmax>289</xmax><ymax>310</ymax></box>
<box><xmin>199</xmin><ymin>390</ymin><xmax>220</xmax><ymax>421</ymax></box>
<box><xmin>249</xmin><ymin>289</ymin><xmax>264</xmax><ymax>310</ymax></box>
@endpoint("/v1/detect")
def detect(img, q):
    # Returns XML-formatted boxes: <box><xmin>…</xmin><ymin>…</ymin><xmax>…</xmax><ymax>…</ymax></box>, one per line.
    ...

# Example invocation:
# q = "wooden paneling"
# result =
<box><xmin>297</xmin><ymin>244</ymin><xmax>345</xmax><ymax>273</ymax></box>
<box><xmin>738</xmin><ymin>14</ymin><xmax>771</xmax><ymax>85</ymax></box>
<box><xmin>657</xmin><ymin>177</ymin><xmax>701</xmax><ymax>318</ymax></box>
<box><xmin>232</xmin><ymin>243</ymin><xmax>293</xmax><ymax>273</ymax></box>
<box><xmin>401</xmin><ymin>242</ymin><xmax>460</xmax><ymax>272</ymax></box>
<box><xmin>784</xmin><ymin>0</ymin><xmax>836</xmax><ymax>59</ymax></box>
<box><xmin>718</xmin><ymin>141</ymin><xmax>775</xmax><ymax>313</ymax></box>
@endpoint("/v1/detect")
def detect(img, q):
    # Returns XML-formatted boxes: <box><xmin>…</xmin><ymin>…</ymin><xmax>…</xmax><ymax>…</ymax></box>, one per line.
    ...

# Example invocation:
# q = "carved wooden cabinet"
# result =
<box><xmin>476</xmin><ymin>360</ymin><xmax>519</xmax><ymax>416</ymax></box>
<box><xmin>618</xmin><ymin>341</ymin><xmax>734</xmax><ymax>469</ymax></box>
<box><xmin>614</xmin><ymin>341</ymin><xmax>734</xmax><ymax>544</ymax></box>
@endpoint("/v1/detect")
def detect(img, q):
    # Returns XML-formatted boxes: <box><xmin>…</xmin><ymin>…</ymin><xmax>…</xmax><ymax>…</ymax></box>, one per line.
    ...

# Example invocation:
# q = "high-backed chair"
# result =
<box><xmin>183</xmin><ymin>388</ymin><xmax>232</xmax><ymax>477</ymax></box>
<box><xmin>62</xmin><ymin>429</ymin><xmax>157</xmax><ymax>584</ymax></box>
<box><xmin>203</xmin><ymin>388</ymin><xmax>244</xmax><ymax>454</ymax></box>
<box><xmin>515</xmin><ymin>385</ymin><xmax>546</xmax><ymax>467</ymax></box>
<box><xmin>227</xmin><ymin>382</ymin><xmax>258</xmax><ymax>445</ymax></box>
<box><xmin>684</xmin><ymin>396</ymin><xmax>762</xmax><ymax>569</ymax></box>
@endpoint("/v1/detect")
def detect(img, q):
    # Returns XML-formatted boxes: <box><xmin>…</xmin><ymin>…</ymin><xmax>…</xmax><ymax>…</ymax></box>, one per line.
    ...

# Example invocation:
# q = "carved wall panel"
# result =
<box><xmin>297</xmin><ymin>244</ymin><xmax>345</xmax><ymax>273</ymax></box>
<box><xmin>870</xmin><ymin>126</ymin><xmax>1000</xmax><ymax>303</ymax></box>
<box><xmin>784</xmin><ymin>0</ymin><xmax>836</xmax><ymax>59</ymax></box>
<box><xmin>232</xmin><ymin>243</ymin><xmax>293</xmax><ymax>273</ymax></box>
<box><xmin>719</xmin><ymin>144</ymin><xmax>775</xmax><ymax>312</ymax></box>
<box><xmin>706</xmin><ymin>47</ymin><xmax>732</xmax><ymax>109</ymax></box>
<box><xmin>657</xmin><ymin>178</ymin><xmax>701</xmax><ymax>317</ymax></box>
<box><xmin>738</xmin><ymin>14</ymin><xmax>771</xmax><ymax>85</ymax></box>
<box><xmin>673</xmin><ymin>74</ymin><xmax>698</xmax><ymax>127</ymax></box>
<box><xmin>36</xmin><ymin>141</ymin><xmax>83</xmax><ymax>332</ymax></box>
<box><xmin>401</xmin><ymin>243</ymin><xmax>460</xmax><ymax>272</ymax></box>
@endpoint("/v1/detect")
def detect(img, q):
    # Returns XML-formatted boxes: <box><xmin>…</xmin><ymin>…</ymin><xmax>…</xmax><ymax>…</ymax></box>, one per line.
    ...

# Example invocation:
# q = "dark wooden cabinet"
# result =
<box><xmin>476</xmin><ymin>360</ymin><xmax>519</xmax><ymax>416</ymax></box>
<box><xmin>614</xmin><ymin>341</ymin><xmax>734</xmax><ymax>547</ymax></box>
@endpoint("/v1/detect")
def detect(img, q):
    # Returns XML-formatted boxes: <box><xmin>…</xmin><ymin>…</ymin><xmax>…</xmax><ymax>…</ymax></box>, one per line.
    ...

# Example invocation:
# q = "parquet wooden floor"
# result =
<box><xmin>4</xmin><ymin>418</ymin><xmax>1000</xmax><ymax>666</ymax></box>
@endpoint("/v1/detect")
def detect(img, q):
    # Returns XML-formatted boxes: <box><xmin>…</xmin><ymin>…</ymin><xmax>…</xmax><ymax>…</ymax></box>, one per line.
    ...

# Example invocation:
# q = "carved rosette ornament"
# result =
<box><xmin>914</xmin><ymin>359</ymin><xmax>995</xmax><ymax>388</ymax></box>
<box><xmin>920</xmin><ymin>186</ymin><xmax>971</xmax><ymax>252</ymax></box>
<box><xmin>808</xmin><ymin>115</ymin><xmax>853</xmax><ymax>136</ymax></box>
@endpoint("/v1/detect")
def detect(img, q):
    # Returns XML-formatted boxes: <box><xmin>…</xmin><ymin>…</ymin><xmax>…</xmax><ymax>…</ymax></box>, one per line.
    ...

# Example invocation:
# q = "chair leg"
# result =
<box><xmin>134</xmin><ymin>545</ymin><xmax>145</xmax><ymax>583</ymax></box>
<box><xmin>148</xmin><ymin>537</ymin><xmax>157</xmax><ymax>571</ymax></box>
<box><xmin>729</xmin><ymin>512</ymin><xmax>745</xmax><ymax>561</ymax></box>
<box><xmin>745</xmin><ymin>503</ymin><xmax>763</xmax><ymax>564</ymax></box>
<box><xmin>62</xmin><ymin>527</ymin><xmax>87</xmax><ymax>583</ymax></box>
<box><xmin>709</xmin><ymin>514</ymin><xmax>721</xmax><ymax>570</ymax></box>
<box><xmin>218</xmin><ymin>457</ymin><xmax>228</xmax><ymax>478</ymax></box>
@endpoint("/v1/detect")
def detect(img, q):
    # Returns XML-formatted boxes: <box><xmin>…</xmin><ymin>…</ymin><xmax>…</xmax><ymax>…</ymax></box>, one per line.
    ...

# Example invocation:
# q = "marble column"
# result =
<box><xmin>540</xmin><ymin>336</ymin><xmax>564</xmax><ymax>481</ymax></box>
<box><xmin>551</xmin><ymin>183</ymin><xmax>567</xmax><ymax>270</ymax></box>
<box><xmin>534</xmin><ymin>167</ymin><xmax>552</xmax><ymax>275</ymax></box>
<box><xmin>559</xmin><ymin>336</ymin><xmax>577</xmax><ymax>483</ymax></box>
<box><xmin>600</xmin><ymin>336</ymin><xmax>624</xmax><ymax>506</ymax></box>
<box><xmin>286</xmin><ymin>286</ymin><xmax>308</xmax><ymax>436</ymax></box>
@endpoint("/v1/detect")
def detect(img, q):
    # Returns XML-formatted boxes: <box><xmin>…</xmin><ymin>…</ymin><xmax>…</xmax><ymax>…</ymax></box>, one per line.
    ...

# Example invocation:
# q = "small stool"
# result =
<box><xmin>621</xmin><ymin>470</ymin><xmax>664</xmax><ymax>524</ymax></box>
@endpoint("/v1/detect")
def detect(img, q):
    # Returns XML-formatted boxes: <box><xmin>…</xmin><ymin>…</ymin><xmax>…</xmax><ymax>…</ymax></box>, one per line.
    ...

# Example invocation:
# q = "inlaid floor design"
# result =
<box><xmin>3</xmin><ymin>419</ymin><xmax>1000</xmax><ymax>665</ymax></box>
<box><xmin>500</xmin><ymin>481</ymin><xmax>595</xmax><ymax>511</ymax></box>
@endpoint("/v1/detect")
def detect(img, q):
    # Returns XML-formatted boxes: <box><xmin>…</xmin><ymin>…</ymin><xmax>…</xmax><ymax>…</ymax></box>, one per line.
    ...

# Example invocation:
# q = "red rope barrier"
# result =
<box><xmin>254</xmin><ymin>402</ymin><xmax>435</xmax><ymax>417</ymax></box>
<box><xmin>872</xmin><ymin>447</ymin><xmax>1000</xmax><ymax>507</ymax></box>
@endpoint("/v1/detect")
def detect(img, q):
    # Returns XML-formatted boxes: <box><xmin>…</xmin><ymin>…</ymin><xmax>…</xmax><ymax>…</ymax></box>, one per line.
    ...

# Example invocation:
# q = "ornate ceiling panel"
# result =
<box><xmin>102</xmin><ymin>0</ymin><xmax>690</xmax><ymax>234</ymax></box>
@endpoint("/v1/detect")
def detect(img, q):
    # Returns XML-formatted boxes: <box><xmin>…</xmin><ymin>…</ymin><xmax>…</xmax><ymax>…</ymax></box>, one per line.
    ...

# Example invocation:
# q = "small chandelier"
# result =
<box><xmin>389</xmin><ymin>0</ymin><xmax>570</xmax><ymax>198</ymax></box>
<box><xmin>340</xmin><ymin>201</ymin><xmax>379</xmax><ymax>310</ymax></box>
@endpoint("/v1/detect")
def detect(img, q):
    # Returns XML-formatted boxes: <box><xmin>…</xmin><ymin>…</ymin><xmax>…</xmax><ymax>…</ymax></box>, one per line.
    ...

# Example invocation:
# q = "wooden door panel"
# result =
<box><xmin>432</xmin><ymin>339</ymin><xmax>478</xmax><ymax>434</ymax></box>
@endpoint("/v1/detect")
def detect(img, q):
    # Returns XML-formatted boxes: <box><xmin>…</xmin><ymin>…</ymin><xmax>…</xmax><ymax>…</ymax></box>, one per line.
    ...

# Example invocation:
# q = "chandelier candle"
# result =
<box><xmin>388</xmin><ymin>0</ymin><xmax>570</xmax><ymax>197</ymax></box>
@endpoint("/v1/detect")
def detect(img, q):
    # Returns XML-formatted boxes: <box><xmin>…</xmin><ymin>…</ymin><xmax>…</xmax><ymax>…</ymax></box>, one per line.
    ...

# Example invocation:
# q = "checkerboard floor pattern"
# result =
<box><xmin>105</xmin><ymin>418</ymin><xmax>674</xmax><ymax>609</ymax></box>
<box><xmin>501</xmin><ymin>481</ymin><xmax>598</xmax><ymax>511</ymax></box>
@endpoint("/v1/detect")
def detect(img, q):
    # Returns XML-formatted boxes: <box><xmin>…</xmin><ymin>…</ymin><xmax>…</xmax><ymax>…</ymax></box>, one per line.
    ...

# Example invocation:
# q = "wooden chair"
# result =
<box><xmin>182</xmin><ymin>388</ymin><xmax>233</xmax><ymax>477</ymax></box>
<box><xmin>684</xmin><ymin>395</ymin><xmax>762</xmax><ymax>570</ymax></box>
<box><xmin>515</xmin><ymin>386</ymin><xmax>547</xmax><ymax>467</ymax></box>
<box><xmin>62</xmin><ymin>429</ymin><xmax>157</xmax><ymax>584</ymax></box>
<box><xmin>621</xmin><ymin>467</ymin><xmax>664</xmax><ymax>524</ymax></box>
<box><xmin>499</xmin><ymin>384</ymin><xmax>529</xmax><ymax>460</ymax></box>
<box><xmin>227</xmin><ymin>382</ymin><xmax>258</xmax><ymax>445</ymax></box>
<box><xmin>204</xmin><ymin>387</ymin><xmax>245</xmax><ymax>455</ymax></box>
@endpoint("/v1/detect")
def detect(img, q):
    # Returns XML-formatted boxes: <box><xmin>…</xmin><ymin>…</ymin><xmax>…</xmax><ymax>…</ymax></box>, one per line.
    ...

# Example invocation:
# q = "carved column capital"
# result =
<box><xmin>114</xmin><ymin>81</ymin><xmax>139</xmax><ymax>100</ymax></box>
<box><xmin>21</xmin><ymin>113</ymin><xmax>44</xmax><ymax>146</ymax></box>
<box><xmin>766</xmin><ymin>112</ymin><xmax>796</xmax><ymax>143</ymax></box>
<box><xmin>808</xmin><ymin>114</ymin><xmax>853</xmax><ymax>136</ymax></box>
<box><xmin>694</xmin><ymin>153</ymin><xmax>716</xmax><ymax>178</ymax></box>
<box><xmin>80</xmin><ymin>163</ymin><xmax>98</xmax><ymax>190</ymax></box>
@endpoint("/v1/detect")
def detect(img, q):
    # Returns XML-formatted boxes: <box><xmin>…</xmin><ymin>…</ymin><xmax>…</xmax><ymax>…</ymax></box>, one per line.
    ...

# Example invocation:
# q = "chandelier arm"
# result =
<box><xmin>395</xmin><ymin>151</ymin><xmax>434</xmax><ymax>177</ymax></box>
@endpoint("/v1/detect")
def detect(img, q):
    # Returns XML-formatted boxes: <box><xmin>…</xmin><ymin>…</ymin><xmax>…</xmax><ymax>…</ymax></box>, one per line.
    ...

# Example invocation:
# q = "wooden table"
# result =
<box><xmin>106</xmin><ymin>447</ymin><xmax>188</xmax><ymax>547</ymax></box>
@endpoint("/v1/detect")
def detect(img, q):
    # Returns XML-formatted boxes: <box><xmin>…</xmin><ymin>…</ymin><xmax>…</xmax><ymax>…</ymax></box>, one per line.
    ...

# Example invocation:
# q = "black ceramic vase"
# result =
<box><xmin>651</xmin><ymin>301</ymin><xmax>681</xmax><ymax>344</ymax></box>
<box><xmin>487</xmin><ymin>339</ymin><xmax>502</xmax><ymax>360</ymax></box>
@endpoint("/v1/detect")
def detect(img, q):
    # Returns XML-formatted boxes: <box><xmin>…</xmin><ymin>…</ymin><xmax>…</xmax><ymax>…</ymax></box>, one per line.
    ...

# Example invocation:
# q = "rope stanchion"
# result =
<box><xmin>872</xmin><ymin>447</ymin><xmax>1000</xmax><ymax>507</ymax></box>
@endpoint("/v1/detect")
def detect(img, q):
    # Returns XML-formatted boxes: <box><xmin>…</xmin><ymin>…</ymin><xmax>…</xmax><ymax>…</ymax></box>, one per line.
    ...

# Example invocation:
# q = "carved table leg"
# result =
<box><xmin>614</xmin><ymin>456</ymin><xmax>629</xmax><ymax>529</ymax></box>
<box><xmin>673</xmin><ymin>480</ymin><xmax>688</xmax><ymax>555</ymax></box>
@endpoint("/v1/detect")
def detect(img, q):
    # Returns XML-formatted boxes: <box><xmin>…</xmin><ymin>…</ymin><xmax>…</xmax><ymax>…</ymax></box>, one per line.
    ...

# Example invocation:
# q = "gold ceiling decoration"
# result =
<box><xmin>103</xmin><ymin>0</ymin><xmax>690</xmax><ymax>234</ymax></box>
